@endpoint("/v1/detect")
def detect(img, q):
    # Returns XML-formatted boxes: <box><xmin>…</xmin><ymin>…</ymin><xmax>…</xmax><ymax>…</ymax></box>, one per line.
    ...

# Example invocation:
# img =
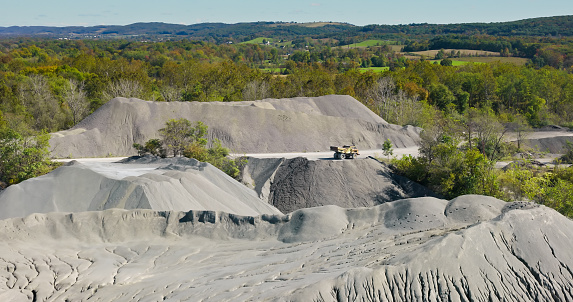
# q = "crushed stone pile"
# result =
<box><xmin>1</xmin><ymin>196</ymin><xmax>572</xmax><ymax>301</ymax></box>
<box><xmin>522</xmin><ymin>135</ymin><xmax>573</xmax><ymax>153</ymax></box>
<box><xmin>242</xmin><ymin>156</ymin><xmax>437</xmax><ymax>213</ymax></box>
<box><xmin>0</xmin><ymin>156</ymin><xmax>281</xmax><ymax>220</ymax></box>
<box><xmin>49</xmin><ymin>95</ymin><xmax>421</xmax><ymax>158</ymax></box>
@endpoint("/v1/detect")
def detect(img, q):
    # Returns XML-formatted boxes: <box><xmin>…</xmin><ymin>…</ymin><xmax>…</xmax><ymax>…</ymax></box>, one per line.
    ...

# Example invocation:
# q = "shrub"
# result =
<box><xmin>0</xmin><ymin>129</ymin><xmax>56</xmax><ymax>185</ymax></box>
<box><xmin>137</xmin><ymin>119</ymin><xmax>244</xmax><ymax>180</ymax></box>
<box><xmin>560</xmin><ymin>140</ymin><xmax>573</xmax><ymax>164</ymax></box>
<box><xmin>133</xmin><ymin>138</ymin><xmax>165</xmax><ymax>157</ymax></box>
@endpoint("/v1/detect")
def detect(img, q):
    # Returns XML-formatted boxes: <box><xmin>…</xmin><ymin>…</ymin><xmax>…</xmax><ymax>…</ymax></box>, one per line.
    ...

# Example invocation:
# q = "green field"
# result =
<box><xmin>240</xmin><ymin>37</ymin><xmax>274</xmax><ymax>44</ymax></box>
<box><xmin>345</xmin><ymin>40</ymin><xmax>397</xmax><ymax>48</ymax></box>
<box><xmin>428</xmin><ymin>57</ymin><xmax>529</xmax><ymax>66</ymax></box>
<box><xmin>359</xmin><ymin>67</ymin><xmax>390</xmax><ymax>73</ymax></box>
<box><xmin>261</xmin><ymin>67</ymin><xmax>282</xmax><ymax>73</ymax></box>
<box><xmin>429</xmin><ymin>60</ymin><xmax>473</xmax><ymax>66</ymax></box>
<box><xmin>455</xmin><ymin>56</ymin><xmax>529</xmax><ymax>65</ymax></box>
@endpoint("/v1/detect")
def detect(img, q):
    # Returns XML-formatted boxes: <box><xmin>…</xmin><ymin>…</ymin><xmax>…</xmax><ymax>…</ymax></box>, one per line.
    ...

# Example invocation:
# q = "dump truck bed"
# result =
<box><xmin>330</xmin><ymin>145</ymin><xmax>359</xmax><ymax>159</ymax></box>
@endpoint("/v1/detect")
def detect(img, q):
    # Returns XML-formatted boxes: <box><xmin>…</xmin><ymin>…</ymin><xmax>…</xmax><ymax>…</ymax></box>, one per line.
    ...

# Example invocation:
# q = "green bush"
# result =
<box><xmin>392</xmin><ymin>127</ymin><xmax>501</xmax><ymax>199</ymax></box>
<box><xmin>137</xmin><ymin>119</ymin><xmax>245</xmax><ymax>180</ymax></box>
<box><xmin>0</xmin><ymin>128</ymin><xmax>57</xmax><ymax>185</ymax></box>
<box><xmin>183</xmin><ymin>139</ymin><xmax>246</xmax><ymax>179</ymax></box>
<box><xmin>133</xmin><ymin>138</ymin><xmax>165</xmax><ymax>157</ymax></box>
<box><xmin>560</xmin><ymin>141</ymin><xmax>573</xmax><ymax>164</ymax></box>
<box><xmin>499</xmin><ymin>163</ymin><xmax>573</xmax><ymax>218</ymax></box>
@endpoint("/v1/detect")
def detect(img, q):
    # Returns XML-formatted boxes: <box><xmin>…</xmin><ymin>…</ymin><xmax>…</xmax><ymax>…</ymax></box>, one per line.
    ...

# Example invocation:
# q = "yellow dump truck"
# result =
<box><xmin>330</xmin><ymin>145</ymin><xmax>359</xmax><ymax>159</ymax></box>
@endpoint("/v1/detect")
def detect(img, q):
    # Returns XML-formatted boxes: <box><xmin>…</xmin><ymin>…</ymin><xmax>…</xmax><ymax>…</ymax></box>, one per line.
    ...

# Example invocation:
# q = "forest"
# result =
<box><xmin>1</xmin><ymin>17</ymin><xmax>573</xmax><ymax>216</ymax></box>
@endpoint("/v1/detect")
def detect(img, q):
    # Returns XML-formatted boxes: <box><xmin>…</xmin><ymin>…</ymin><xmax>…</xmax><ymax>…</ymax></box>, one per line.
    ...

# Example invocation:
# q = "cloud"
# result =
<box><xmin>311</xmin><ymin>3</ymin><xmax>321</xmax><ymax>6</ymax></box>
<box><xmin>78</xmin><ymin>14</ymin><xmax>101</xmax><ymax>17</ymax></box>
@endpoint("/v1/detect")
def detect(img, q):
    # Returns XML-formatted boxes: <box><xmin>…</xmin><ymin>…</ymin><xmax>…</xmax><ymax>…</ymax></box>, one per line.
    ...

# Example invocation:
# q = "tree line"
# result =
<box><xmin>2</xmin><ymin>39</ymin><xmax>573</xmax><ymax>132</ymax></box>
<box><xmin>403</xmin><ymin>34</ymin><xmax>573</xmax><ymax>69</ymax></box>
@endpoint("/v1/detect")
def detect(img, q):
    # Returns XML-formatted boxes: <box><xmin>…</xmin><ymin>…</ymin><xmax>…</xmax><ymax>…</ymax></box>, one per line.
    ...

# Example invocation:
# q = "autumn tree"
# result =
<box><xmin>243</xmin><ymin>80</ymin><xmax>270</xmax><ymax>101</ymax></box>
<box><xmin>18</xmin><ymin>75</ymin><xmax>67</xmax><ymax>131</ymax></box>
<box><xmin>159</xmin><ymin>85</ymin><xmax>183</xmax><ymax>102</ymax></box>
<box><xmin>63</xmin><ymin>79</ymin><xmax>90</xmax><ymax>125</ymax></box>
<box><xmin>463</xmin><ymin>108</ymin><xmax>507</xmax><ymax>160</ymax></box>
<box><xmin>102</xmin><ymin>79</ymin><xmax>145</xmax><ymax>101</ymax></box>
<box><xmin>159</xmin><ymin>118</ymin><xmax>207</xmax><ymax>157</ymax></box>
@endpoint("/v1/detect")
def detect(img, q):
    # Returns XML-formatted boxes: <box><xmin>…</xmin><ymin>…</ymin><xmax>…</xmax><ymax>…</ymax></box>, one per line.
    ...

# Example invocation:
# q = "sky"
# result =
<box><xmin>2</xmin><ymin>0</ymin><xmax>572</xmax><ymax>27</ymax></box>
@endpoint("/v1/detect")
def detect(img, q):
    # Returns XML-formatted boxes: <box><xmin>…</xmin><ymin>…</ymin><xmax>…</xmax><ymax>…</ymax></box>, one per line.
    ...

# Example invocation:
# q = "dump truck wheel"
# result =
<box><xmin>333</xmin><ymin>153</ymin><xmax>339</xmax><ymax>159</ymax></box>
<box><xmin>339</xmin><ymin>153</ymin><xmax>345</xmax><ymax>159</ymax></box>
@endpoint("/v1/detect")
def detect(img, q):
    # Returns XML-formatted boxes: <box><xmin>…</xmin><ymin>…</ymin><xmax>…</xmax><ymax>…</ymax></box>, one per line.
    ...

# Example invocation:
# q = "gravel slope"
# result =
<box><xmin>49</xmin><ymin>96</ymin><xmax>421</xmax><ymax>158</ymax></box>
<box><xmin>242</xmin><ymin>157</ymin><xmax>437</xmax><ymax>213</ymax></box>
<box><xmin>0</xmin><ymin>156</ymin><xmax>281</xmax><ymax>220</ymax></box>
<box><xmin>0</xmin><ymin>196</ymin><xmax>571</xmax><ymax>301</ymax></box>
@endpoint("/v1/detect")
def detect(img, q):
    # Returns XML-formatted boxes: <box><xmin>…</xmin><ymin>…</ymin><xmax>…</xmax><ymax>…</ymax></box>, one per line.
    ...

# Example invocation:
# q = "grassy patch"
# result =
<box><xmin>260</xmin><ymin>67</ymin><xmax>282</xmax><ymax>73</ymax></box>
<box><xmin>359</xmin><ymin>67</ymin><xmax>390</xmax><ymax>72</ymax></box>
<box><xmin>429</xmin><ymin>60</ymin><xmax>474</xmax><ymax>66</ymax></box>
<box><xmin>456</xmin><ymin>56</ymin><xmax>529</xmax><ymax>65</ymax></box>
<box><xmin>427</xmin><ymin>57</ymin><xmax>529</xmax><ymax>66</ymax></box>
<box><xmin>275</xmin><ymin>40</ymin><xmax>293</xmax><ymax>47</ymax></box>
<box><xmin>402</xmin><ymin>49</ymin><xmax>528</xmax><ymax>66</ymax></box>
<box><xmin>390</xmin><ymin>45</ymin><xmax>404</xmax><ymax>52</ymax></box>
<box><xmin>406</xmin><ymin>49</ymin><xmax>500</xmax><ymax>57</ymax></box>
<box><xmin>344</xmin><ymin>40</ymin><xmax>397</xmax><ymax>48</ymax></box>
<box><xmin>240</xmin><ymin>37</ymin><xmax>274</xmax><ymax>44</ymax></box>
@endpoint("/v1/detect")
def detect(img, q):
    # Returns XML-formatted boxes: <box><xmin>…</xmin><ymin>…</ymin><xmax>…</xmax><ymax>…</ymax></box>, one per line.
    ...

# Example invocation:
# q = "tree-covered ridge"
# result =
<box><xmin>363</xmin><ymin>15</ymin><xmax>573</xmax><ymax>37</ymax></box>
<box><xmin>1</xmin><ymin>15</ymin><xmax>573</xmax><ymax>41</ymax></box>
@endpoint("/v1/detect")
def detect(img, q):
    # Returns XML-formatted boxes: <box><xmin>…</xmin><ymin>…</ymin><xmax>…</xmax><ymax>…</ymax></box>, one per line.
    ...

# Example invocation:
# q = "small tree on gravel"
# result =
<box><xmin>159</xmin><ymin>118</ymin><xmax>207</xmax><ymax>157</ymax></box>
<box><xmin>133</xmin><ymin>139</ymin><xmax>165</xmax><ymax>157</ymax></box>
<box><xmin>150</xmin><ymin>118</ymin><xmax>244</xmax><ymax>179</ymax></box>
<box><xmin>382</xmin><ymin>139</ymin><xmax>393</xmax><ymax>160</ymax></box>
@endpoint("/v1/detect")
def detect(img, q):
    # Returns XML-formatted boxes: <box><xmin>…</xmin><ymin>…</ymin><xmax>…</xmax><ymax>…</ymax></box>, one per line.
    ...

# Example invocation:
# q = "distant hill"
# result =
<box><xmin>0</xmin><ymin>21</ymin><xmax>355</xmax><ymax>42</ymax></box>
<box><xmin>1</xmin><ymin>15</ymin><xmax>572</xmax><ymax>41</ymax></box>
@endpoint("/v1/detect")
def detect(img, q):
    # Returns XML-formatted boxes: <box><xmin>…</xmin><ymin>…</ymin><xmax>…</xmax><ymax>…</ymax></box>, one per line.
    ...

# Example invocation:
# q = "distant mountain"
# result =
<box><xmin>1</xmin><ymin>16</ymin><xmax>572</xmax><ymax>41</ymax></box>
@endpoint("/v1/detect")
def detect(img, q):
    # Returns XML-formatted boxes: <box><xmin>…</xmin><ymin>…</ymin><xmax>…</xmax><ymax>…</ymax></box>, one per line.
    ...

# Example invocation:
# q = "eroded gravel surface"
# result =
<box><xmin>1</xmin><ymin>197</ymin><xmax>571</xmax><ymax>301</ymax></box>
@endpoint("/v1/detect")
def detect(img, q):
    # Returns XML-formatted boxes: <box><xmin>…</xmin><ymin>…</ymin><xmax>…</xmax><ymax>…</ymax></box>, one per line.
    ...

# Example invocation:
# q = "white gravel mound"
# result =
<box><xmin>1</xmin><ymin>196</ymin><xmax>572</xmax><ymax>301</ymax></box>
<box><xmin>49</xmin><ymin>96</ymin><xmax>421</xmax><ymax>158</ymax></box>
<box><xmin>0</xmin><ymin>156</ymin><xmax>281</xmax><ymax>220</ymax></box>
